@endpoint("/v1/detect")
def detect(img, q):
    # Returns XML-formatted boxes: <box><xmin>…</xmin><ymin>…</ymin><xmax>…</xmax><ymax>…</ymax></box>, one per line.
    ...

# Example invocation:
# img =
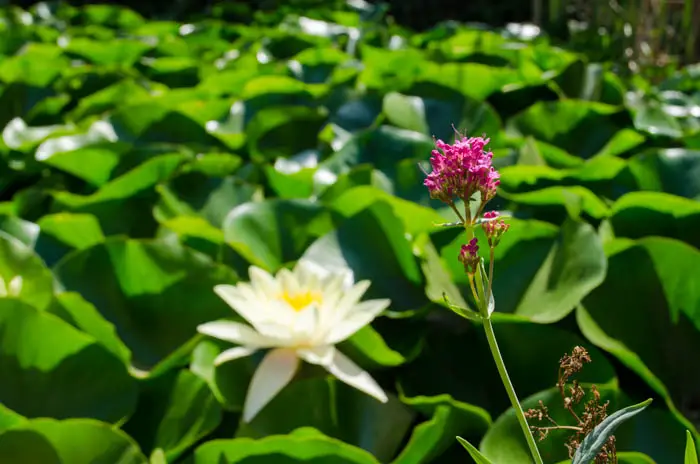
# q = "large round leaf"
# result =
<box><xmin>0</xmin><ymin>299</ymin><xmax>137</xmax><ymax>423</ymax></box>
<box><xmin>301</xmin><ymin>201</ymin><xmax>426</xmax><ymax>312</ymax></box>
<box><xmin>627</xmin><ymin>149</ymin><xmax>700</xmax><ymax>200</ymax></box>
<box><xmin>580</xmin><ymin>237</ymin><xmax>700</xmax><ymax>426</ymax></box>
<box><xmin>53</xmin><ymin>238</ymin><xmax>237</xmax><ymax>371</ymax></box>
<box><xmin>0</xmin><ymin>418</ymin><xmax>147</xmax><ymax>464</ymax></box>
<box><xmin>222</xmin><ymin>199</ymin><xmax>336</xmax><ymax>271</ymax></box>
<box><xmin>123</xmin><ymin>369</ymin><xmax>222</xmax><ymax>461</ymax></box>
<box><xmin>237</xmin><ymin>378</ymin><xmax>415</xmax><ymax>462</ymax></box>
<box><xmin>506</xmin><ymin>100</ymin><xmax>625</xmax><ymax>159</ymax></box>
<box><xmin>609</xmin><ymin>192</ymin><xmax>700</xmax><ymax>248</ymax></box>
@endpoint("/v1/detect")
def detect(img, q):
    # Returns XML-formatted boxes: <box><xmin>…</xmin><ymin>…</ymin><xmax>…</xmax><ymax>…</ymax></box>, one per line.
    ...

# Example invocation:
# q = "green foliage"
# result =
<box><xmin>0</xmin><ymin>1</ymin><xmax>698</xmax><ymax>463</ymax></box>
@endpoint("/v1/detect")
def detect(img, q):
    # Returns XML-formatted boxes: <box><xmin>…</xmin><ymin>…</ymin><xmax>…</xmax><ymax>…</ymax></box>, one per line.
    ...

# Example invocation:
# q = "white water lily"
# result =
<box><xmin>197</xmin><ymin>260</ymin><xmax>390</xmax><ymax>422</ymax></box>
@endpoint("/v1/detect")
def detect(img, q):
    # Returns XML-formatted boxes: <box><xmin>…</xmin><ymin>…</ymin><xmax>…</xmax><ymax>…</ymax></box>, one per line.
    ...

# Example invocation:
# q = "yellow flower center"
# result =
<box><xmin>281</xmin><ymin>289</ymin><xmax>323</xmax><ymax>311</ymax></box>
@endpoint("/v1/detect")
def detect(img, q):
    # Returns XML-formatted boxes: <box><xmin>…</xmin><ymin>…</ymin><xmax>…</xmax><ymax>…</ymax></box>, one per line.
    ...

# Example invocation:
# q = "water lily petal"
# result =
<box><xmin>297</xmin><ymin>344</ymin><xmax>335</xmax><ymax>365</ymax></box>
<box><xmin>249</xmin><ymin>266</ymin><xmax>279</xmax><ymax>299</ymax></box>
<box><xmin>331</xmin><ymin>280</ymin><xmax>371</xmax><ymax>320</ymax></box>
<box><xmin>292</xmin><ymin>305</ymin><xmax>319</xmax><ymax>342</ymax></box>
<box><xmin>214</xmin><ymin>346</ymin><xmax>257</xmax><ymax>366</ymax></box>
<box><xmin>277</xmin><ymin>267</ymin><xmax>301</xmax><ymax>296</ymax></box>
<box><xmin>197</xmin><ymin>320</ymin><xmax>281</xmax><ymax>347</ymax></box>
<box><xmin>214</xmin><ymin>284</ymin><xmax>271</xmax><ymax>330</ymax></box>
<box><xmin>300</xmin><ymin>346</ymin><xmax>387</xmax><ymax>403</ymax></box>
<box><xmin>243</xmin><ymin>348</ymin><xmax>300</xmax><ymax>422</ymax></box>
<box><xmin>326</xmin><ymin>298</ymin><xmax>390</xmax><ymax>344</ymax></box>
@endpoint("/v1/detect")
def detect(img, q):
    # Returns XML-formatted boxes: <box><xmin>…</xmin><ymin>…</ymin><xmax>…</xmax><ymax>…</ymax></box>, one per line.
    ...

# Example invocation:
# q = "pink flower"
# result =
<box><xmin>482</xmin><ymin>211</ymin><xmax>510</xmax><ymax>248</ymax></box>
<box><xmin>458</xmin><ymin>237</ymin><xmax>480</xmax><ymax>274</ymax></box>
<box><xmin>423</xmin><ymin>131</ymin><xmax>500</xmax><ymax>205</ymax></box>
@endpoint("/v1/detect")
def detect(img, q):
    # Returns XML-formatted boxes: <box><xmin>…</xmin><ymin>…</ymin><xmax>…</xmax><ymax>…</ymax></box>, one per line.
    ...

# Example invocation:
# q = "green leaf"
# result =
<box><xmin>46</xmin><ymin>291</ymin><xmax>131</xmax><ymax>365</ymax></box>
<box><xmin>301</xmin><ymin>201</ymin><xmax>426</xmax><ymax>312</ymax></box>
<box><xmin>222</xmin><ymin>199</ymin><xmax>335</xmax><ymax>271</ymax></box>
<box><xmin>246</xmin><ymin>106</ymin><xmax>327</xmax><ymax>161</ymax></box>
<box><xmin>330</xmin><ymin>185</ymin><xmax>448</xmax><ymax>236</ymax></box>
<box><xmin>398</xmin><ymin>313</ymin><xmax>616</xmax><ymax>422</ymax></box>
<box><xmin>53</xmin><ymin>238</ymin><xmax>237</xmax><ymax>371</ymax></box>
<box><xmin>237</xmin><ymin>378</ymin><xmax>415</xmax><ymax>462</ymax></box>
<box><xmin>123</xmin><ymin>369</ymin><xmax>222</xmax><ymax>461</ymax></box>
<box><xmin>627</xmin><ymin>148</ymin><xmax>700</xmax><ymax>200</ymax></box>
<box><xmin>0</xmin><ymin>300</ymin><xmax>137</xmax><ymax>423</ymax></box>
<box><xmin>572</xmin><ymin>399</ymin><xmax>653</xmax><ymax>464</ymax></box>
<box><xmin>500</xmin><ymin>186</ymin><xmax>610</xmax><ymax>222</ymax></box>
<box><xmin>383</xmin><ymin>87</ymin><xmax>502</xmax><ymax>144</ymax></box>
<box><xmin>393</xmin><ymin>396</ymin><xmax>491</xmax><ymax>464</ymax></box>
<box><xmin>53</xmin><ymin>154</ymin><xmax>185</xmax><ymax>210</ymax></box>
<box><xmin>511</xmin><ymin>218</ymin><xmax>606</xmax><ymax>322</ymax></box>
<box><xmin>434</xmin><ymin>218</ymin><xmax>606</xmax><ymax>323</ymax></box>
<box><xmin>556</xmin><ymin>452</ymin><xmax>657</xmax><ymax>464</ymax></box>
<box><xmin>609</xmin><ymin>191</ymin><xmax>700</xmax><ymax>248</ymax></box>
<box><xmin>481</xmin><ymin>386</ymin><xmax>685</xmax><ymax>464</ymax></box>
<box><xmin>0</xmin><ymin>214</ymin><xmax>40</xmax><ymax>248</ymax></box>
<box><xmin>36</xmin><ymin>213</ymin><xmax>105</xmax><ymax>266</ymax></box>
<box><xmin>687</xmin><ymin>430</ymin><xmax>699</xmax><ymax>464</ymax></box>
<box><xmin>580</xmin><ymin>237</ymin><xmax>700</xmax><ymax>415</ymax></box>
<box><xmin>0</xmin><ymin>403</ymin><xmax>26</xmax><ymax>434</ymax></box>
<box><xmin>0</xmin><ymin>232</ymin><xmax>54</xmax><ymax>311</ymax></box>
<box><xmin>192</xmin><ymin>427</ymin><xmax>380</xmax><ymax>463</ymax></box>
<box><xmin>339</xmin><ymin>325</ymin><xmax>406</xmax><ymax>369</ymax></box>
<box><xmin>382</xmin><ymin>92</ymin><xmax>429</xmax><ymax>134</ymax></box>
<box><xmin>507</xmin><ymin>100</ymin><xmax>624</xmax><ymax>159</ymax></box>
<box><xmin>456</xmin><ymin>436</ymin><xmax>494</xmax><ymax>464</ymax></box>
<box><xmin>0</xmin><ymin>418</ymin><xmax>147</xmax><ymax>464</ymax></box>
<box><xmin>65</xmin><ymin>37</ymin><xmax>152</xmax><ymax>67</ymax></box>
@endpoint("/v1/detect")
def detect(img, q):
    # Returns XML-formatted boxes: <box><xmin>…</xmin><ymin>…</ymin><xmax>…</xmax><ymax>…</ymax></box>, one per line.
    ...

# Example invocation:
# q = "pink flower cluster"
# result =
<box><xmin>482</xmin><ymin>211</ymin><xmax>510</xmax><ymax>248</ymax></box>
<box><xmin>458</xmin><ymin>237</ymin><xmax>480</xmax><ymax>274</ymax></box>
<box><xmin>424</xmin><ymin>133</ymin><xmax>500</xmax><ymax>204</ymax></box>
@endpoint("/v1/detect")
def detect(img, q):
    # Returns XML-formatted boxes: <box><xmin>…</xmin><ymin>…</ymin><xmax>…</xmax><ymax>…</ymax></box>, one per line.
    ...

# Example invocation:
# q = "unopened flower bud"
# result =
<box><xmin>458</xmin><ymin>237</ymin><xmax>480</xmax><ymax>275</ymax></box>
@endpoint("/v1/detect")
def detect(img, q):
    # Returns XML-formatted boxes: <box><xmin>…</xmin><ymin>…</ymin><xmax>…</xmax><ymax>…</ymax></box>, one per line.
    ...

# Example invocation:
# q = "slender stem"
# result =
<box><xmin>487</xmin><ymin>247</ymin><xmax>494</xmax><ymax>303</ymax></box>
<box><xmin>468</xmin><ymin>275</ymin><xmax>480</xmax><ymax>303</ymax></box>
<box><xmin>483</xmin><ymin>318</ymin><xmax>544</xmax><ymax>464</ymax></box>
<box><xmin>535</xmin><ymin>425</ymin><xmax>583</xmax><ymax>432</ymax></box>
<box><xmin>449</xmin><ymin>202</ymin><xmax>466</xmax><ymax>224</ymax></box>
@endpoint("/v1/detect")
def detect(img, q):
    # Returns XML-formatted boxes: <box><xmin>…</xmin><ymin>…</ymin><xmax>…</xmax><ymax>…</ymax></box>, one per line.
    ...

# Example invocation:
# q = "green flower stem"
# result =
<box><xmin>483</xmin><ymin>317</ymin><xmax>544</xmax><ymax>464</ymax></box>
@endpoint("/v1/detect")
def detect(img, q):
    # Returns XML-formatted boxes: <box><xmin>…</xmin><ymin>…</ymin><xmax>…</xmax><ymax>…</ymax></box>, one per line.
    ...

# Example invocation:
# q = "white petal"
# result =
<box><xmin>331</xmin><ymin>280</ymin><xmax>371</xmax><ymax>320</ymax></box>
<box><xmin>325</xmin><ymin>299</ymin><xmax>390</xmax><ymax>344</ymax></box>
<box><xmin>297</xmin><ymin>344</ymin><xmax>335</xmax><ymax>366</ymax></box>
<box><xmin>249</xmin><ymin>266</ymin><xmax>279</xmax><ymax>298</ymax></box>
<box><xmin>243</xmin><ymin>348</ymin><xmax>300</xmax><ymax>422</ymax></box>
<box><xmin>214</xmin><ymin>346</ymin><xmax>257</xmax><ymax>366</ymax></box>
<box><xmin>7</xmin><ymin>276</ymin><xmax>22</xmax><ymax>296</ymax></box>
<box><xmin>213</xmin><ymin>285</ymin><xmax>271</xmax><ymax>330</ymax></box>
<box><xmin>291</xmin><ymin>305</ymin><xmax>319</xmax><ymax>342</ymax></box>
<box><xmin>277</xmin><ymin>268</ymin><xmax>300</xmax><ymax>296</ymax></box>
<box><xmin>301</xmin><ymin>346</ymin><xmax>387</xmax><ymax>403</ymax></box>
<box><xmin>197</xmin><ymin>320</ymin><xmax>280</xmax><ymax>348</ymax></box>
